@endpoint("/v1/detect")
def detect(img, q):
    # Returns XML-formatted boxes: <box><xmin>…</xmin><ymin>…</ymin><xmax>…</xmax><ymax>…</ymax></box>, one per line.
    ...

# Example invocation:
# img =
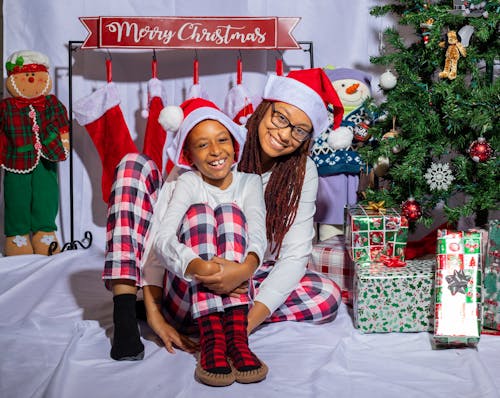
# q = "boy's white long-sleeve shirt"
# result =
<box><xmin>143</xmin><ymin>169</ymin><xmax>267</xmax><ymax>285</ymax></box>
<box><xmin>143</xmin><ymin>158</ymin><xmax>318</xmax><ymax>317</ymax></box>
<box><xmin>253</xmin><ymin>157</ymin><xmax>318</xmax><ymax>314</ymax></box>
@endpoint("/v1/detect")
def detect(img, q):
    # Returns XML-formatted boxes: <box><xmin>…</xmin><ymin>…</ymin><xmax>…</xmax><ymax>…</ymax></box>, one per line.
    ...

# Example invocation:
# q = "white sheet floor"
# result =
<box><xmin>1</xmin><ymin>247</ymin><xmax>499</xmax><ymax>398</ymax></box>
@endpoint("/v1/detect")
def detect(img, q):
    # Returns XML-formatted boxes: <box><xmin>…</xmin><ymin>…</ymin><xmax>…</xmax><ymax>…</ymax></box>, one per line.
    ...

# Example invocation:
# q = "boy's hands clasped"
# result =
<box><xmin>194</xmin><ymin>256</ymin><xmax>252</xmax><ymax>296</ymax></box>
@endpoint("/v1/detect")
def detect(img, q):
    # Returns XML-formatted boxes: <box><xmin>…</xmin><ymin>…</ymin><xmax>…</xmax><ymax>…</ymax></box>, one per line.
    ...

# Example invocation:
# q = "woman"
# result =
<box><xmin>103</xmin><ymin>68</ymin><xmax>344</xmax><ymax>361</ymax></box>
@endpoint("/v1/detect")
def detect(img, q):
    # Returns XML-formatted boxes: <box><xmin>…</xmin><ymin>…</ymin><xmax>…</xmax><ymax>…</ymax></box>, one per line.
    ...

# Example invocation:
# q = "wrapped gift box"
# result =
<box><xmin>433</xmin><ymin>229</ymin><xmax>483</xmax><ymax>347</ymax></box>
<box><xmin>307</xmin><ymin>235</ymin><xmax>352</xmax><ymax>303</ymax></box>
<box><xmin>483</xmin><ymin>220</ymin><xmax>500</xmax><ymax>331</ymax></box>
<box><xmin>353</xmin><ymin>259</ymin><xmax>435</xmax><ymax>333</ymax></box>
<box><xmin>345</xmin><ymin>204</ymin><xmax>409</xmax><ymax>263</ymax></box>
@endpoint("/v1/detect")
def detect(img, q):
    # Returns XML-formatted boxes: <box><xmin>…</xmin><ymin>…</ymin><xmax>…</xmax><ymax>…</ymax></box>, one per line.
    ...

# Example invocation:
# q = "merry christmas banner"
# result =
<box><xmin>80</xmin><ymin>16</ymin><xmax>301</xmax><ymax>49</ymax></box>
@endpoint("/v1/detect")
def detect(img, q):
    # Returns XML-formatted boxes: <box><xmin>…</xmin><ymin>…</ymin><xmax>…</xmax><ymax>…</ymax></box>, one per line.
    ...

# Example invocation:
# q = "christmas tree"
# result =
<box><xmin>359</xmin><ymin>0</ymin><xmax>499</xmax><ymax>228</ymax></box>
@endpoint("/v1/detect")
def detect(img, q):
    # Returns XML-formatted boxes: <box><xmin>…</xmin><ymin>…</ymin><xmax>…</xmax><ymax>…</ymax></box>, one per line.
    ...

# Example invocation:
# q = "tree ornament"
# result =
<box><xmin>457</xmin><ymin>25</ymin><xmax>475</xmax><ymax>47</ymax></box>
<box><xmin>379</xmin><ymin>69</ymin><xmax>397</xmax><ymax>90</ymax></box>
<box><xmin>381</xmin><ymin>116</ymin><xmax>401</xmax><ymax>153</ymax></box>
<box><xmin>401</xmin><ymin>197</ymin><xmax>422</xmax><ymax>221</ymax></box>
<box><xmin>419</xmin><ymin>18</ymin><xmax>434</xmax><ymax>45</ymax></box>
<box><xmin>374</xmin><ymin>156</ymin><xmax>390</xmax><ymax>177</ymax></box>
<box><xmin>424</xmin><ymin>162</ymin><xmax>455</xmax><ymax>191</ymax></box>
<box><xmin>468</xmin><ymin>137</ymin><xmax>493</xmax><ymax>162</ymax></box>
<box><xmin>451</xmin><ymin>0</ymin><xmax>487</xmax><ymax>17</ymax></box>
<box><xmin>439</xmin><ymin>31</ymin><xmax>467</xmax><ymax>80</ymax></box>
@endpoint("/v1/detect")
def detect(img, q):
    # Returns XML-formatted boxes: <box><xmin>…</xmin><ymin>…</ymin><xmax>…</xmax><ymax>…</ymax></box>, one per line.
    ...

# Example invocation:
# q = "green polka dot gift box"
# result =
<box><xmin>353</xmin><ymin>259</ymin><xmax>435</xmax><ymax>333</ymax></box>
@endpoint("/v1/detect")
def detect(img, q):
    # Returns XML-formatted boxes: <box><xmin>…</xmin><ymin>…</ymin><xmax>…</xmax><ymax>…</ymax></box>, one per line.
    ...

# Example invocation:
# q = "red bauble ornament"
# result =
<box><xmin>401</xmin><ymin>198</ymin><xmax>422</xmax><ymax>221</ymax></box>
<box><xmin>468</xmin><ymin>137</ymin><xmax>493</xmax><ymax>162</ymax></box>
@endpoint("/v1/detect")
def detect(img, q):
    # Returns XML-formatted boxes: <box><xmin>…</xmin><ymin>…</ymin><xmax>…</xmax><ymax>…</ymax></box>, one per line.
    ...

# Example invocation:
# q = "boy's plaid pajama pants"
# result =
<box><xmin>103</xmin><ymin>153</ymin><xmax>340</xmax><ymax>328</ymax></box>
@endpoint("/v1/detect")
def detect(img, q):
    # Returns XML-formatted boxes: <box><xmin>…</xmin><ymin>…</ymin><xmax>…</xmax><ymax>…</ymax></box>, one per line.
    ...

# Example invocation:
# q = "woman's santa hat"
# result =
<box><xmin>262</xmin><ymin>68</ymin><xmax>344</xmax><ymax>137</ymax></box>
<box><xmin>5</xmin><ymin>50</ymin><xmax>50</xmax><ymax>75</ymax></box>
<box><xmin>158</xmin><ymin>97</ymin><xmax>247</xmax><ymax>170</ymax></box>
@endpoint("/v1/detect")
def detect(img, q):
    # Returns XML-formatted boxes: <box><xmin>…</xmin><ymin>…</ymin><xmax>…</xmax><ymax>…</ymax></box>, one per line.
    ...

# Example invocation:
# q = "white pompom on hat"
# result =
<box><xmin>262</xmin><ymin>68</ymin><xmax>344</xmax><ymax>137</ymax></box>
<box><xmin>158</xmin><ymin>97</ymin><xmax>247</xmax><ymax>170</ymax></box>
<box><xmin>327</xmin><ymin>126</ymin><xmax>354</xmax><ymax>150</ymax></box>
<box><xmin>5</xmin><ymin>50</ymin><xmax>50</xmax><ymax>75</ymax></box>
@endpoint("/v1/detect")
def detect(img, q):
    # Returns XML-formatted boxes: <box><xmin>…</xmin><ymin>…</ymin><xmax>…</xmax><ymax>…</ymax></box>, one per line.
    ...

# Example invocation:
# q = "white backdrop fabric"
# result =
<box><xmin>3</xmin><ymin>2</ymin><xmax>500</xmax><ymax>398</ymax></box>
<box><xmin>2</xmin><ymin>0</ymin><xmax>394</xmax><ymax>249</ymax></box>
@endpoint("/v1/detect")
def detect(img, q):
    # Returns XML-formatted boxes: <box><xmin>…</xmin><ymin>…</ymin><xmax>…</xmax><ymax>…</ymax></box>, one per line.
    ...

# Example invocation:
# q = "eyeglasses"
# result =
<box><xmin>270</xmin><ymin>103</ymin><xmax>312</xmax><ymax>143</ymax></box>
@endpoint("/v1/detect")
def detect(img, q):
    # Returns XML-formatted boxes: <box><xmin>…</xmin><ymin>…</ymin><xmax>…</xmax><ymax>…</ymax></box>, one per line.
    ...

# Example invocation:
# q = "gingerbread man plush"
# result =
<box><xmin>1</xmin><ymin>50</ymin><xmax>69</xmax><ymax>256</ymax></box>
<box><xmin>439</xmin><ymin>30</ymin><xmax>467</xmax><ymax>80</ymax></box>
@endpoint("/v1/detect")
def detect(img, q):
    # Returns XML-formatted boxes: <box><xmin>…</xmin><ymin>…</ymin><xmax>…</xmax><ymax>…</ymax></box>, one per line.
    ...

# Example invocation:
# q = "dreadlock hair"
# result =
<box><xmin>238</xmin><ymin>100</ymin><xmax>311</xmax><ymax>256</ymax></box>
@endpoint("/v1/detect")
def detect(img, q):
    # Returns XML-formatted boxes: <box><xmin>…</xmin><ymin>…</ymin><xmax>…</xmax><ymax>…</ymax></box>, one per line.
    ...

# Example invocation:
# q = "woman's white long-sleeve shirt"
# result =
<box><xmin>143</xmin><ymin>169</ymin><xmax>267</xmax><ymax>285</ymax></box>
<box><xmin>253</xmin><ymin>157</ymin><xmax>318</xmax><ymax>314</ymax></box>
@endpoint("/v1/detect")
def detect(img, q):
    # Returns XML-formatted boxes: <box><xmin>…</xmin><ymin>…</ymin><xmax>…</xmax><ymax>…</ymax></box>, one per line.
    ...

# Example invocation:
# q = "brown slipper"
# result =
<box><xmin>195</xmin><ymin>362</ymin><xmax>235</xmax><ymax>387</ymax></box>
<box><xmin>230</xmin><ymin>358</ymin><xmax>268</xmax><ymax>384</ymax></box>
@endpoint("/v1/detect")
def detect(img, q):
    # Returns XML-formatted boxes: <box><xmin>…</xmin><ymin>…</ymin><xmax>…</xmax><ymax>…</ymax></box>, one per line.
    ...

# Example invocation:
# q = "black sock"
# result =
<box><xmin>135</xmin><ymin>300</ymin><xmax>147</xmax><ymax>322</ymax></box>
<box><xmin>110</xmin><ymin>294</ymin><xmax>144</xmax><ymax>361</ymax></box>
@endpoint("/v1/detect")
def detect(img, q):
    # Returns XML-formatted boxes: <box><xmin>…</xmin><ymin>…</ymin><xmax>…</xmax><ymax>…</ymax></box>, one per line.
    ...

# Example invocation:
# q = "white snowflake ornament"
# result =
<box><xmin>424</xmin><ymin>162</ymin><xmax>455</xmax><ymax>191</ymax></box>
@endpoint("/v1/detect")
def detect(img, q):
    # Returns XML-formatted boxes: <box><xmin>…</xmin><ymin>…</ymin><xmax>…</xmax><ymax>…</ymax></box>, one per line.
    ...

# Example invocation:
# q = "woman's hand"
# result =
<box><xmin>143</xmin><ymin>285</ymin><xmax>198</xmax><ymax>354</ymax></box>
<box><xmin>247</xmin><ymin>301</ymin><xmax>271</xmax><ymax>334</ymax></box>
<box><xmin>147</xmin><ymin>310</ymin><xmax>198</xmax><ymax>354</ymax></box>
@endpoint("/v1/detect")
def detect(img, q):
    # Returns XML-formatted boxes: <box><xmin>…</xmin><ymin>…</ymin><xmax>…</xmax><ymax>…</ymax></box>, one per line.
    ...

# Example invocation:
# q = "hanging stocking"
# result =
<box><xmin>73</xmin><ymin>59</ymin><xmax>138</xmax><ymax>202</ymax></box>
<box><xmin>224</xmin><ymin>57</ymin><xmax>260</xmax><ymax>125</ymax></box>
<box><xmin>276</xmin><ymin>56</ymin><xmax>284</xmax><ymax>76</ymax></box>
<box><xmin>142</xmin><ymin>58</ymin><xmax>168</xmax><ymax>171</ymax></box>
<box><xmin>187</xmin><ymin>57</ymin><xmax>210</xmax><ymax>100</ymax></box>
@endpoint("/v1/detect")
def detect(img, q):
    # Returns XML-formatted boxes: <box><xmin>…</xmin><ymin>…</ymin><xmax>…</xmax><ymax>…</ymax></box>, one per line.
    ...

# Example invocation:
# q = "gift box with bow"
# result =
<box><xmin>353</xmin><ymin>259</ymin><xmax>435</xmax><ymax>333</ymax></box>
<box><xmin>433</xmin><ymin>229</ymin><xmax>483</xmax><ymax>348</ymax></box>
<box><xmin>345</xmin><ymin>203</ymin><xmax>409</xmax><ymax>263</ymax></box>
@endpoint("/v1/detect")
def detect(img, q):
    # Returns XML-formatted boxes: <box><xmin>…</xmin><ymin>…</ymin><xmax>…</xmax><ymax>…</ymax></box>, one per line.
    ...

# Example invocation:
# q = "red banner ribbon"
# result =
<box><xmin>80</xmin><ymin>16</ymin><xmax>300</xmax><ymax>50</ymax></box>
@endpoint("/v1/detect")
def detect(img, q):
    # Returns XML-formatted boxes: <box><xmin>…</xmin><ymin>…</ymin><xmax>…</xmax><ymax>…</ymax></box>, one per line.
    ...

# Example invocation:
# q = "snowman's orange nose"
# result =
<box><xmin>346</xmin><ymin>83</ymin><xmax>359</xmax><ymax>94</ymax></box>
<box><xmin>28</xmin><ymin>77</ymin><xmax>35</xmax><ymax>83</ymax></box>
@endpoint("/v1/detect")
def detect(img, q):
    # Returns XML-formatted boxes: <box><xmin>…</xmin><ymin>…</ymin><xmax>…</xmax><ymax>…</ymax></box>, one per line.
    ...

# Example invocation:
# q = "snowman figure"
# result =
<box><xmin>1</xmin><ymin>50</ymin><xmax>69</xmax><ymax>255</ymax></box>
<box><xmin>311</xmin><ymin>67</ymin><xmax>372</xmax><ymax>241</ymax></box>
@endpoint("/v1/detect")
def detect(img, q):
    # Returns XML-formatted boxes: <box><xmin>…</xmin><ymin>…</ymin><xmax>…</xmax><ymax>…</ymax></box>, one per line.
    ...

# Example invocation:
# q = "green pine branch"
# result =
<box><xmin>361</xmin><ymin>0</ymin><xmax>499</xmax><ymax>227</ymax></box>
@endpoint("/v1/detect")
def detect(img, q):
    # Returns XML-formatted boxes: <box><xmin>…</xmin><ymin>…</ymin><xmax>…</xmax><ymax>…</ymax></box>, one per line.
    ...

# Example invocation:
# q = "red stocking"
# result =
<box><xmin>142</xmin><ymin>78</ymin><xmax>168</xmax><ymax>171</ymax></box>
<box><xmin>224</xmin><ymin>83</ymin><xmax>256</xmax><ymax>125</ymax></box>
<box><xmin>73</xmin><ymin>82</ymin><xmax>138</xmax><ymax>203</ymax></box>
<box><xmin>224</xmin><ymin>57</ymin><xmax>258</xmax><ymax>125</ymax></box>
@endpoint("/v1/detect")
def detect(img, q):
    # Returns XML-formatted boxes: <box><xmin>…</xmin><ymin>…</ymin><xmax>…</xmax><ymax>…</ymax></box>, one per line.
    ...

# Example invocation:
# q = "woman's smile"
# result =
<box><xmin>267</xmin><ymin>132</ymin><xmax>290</xmax><ymax>150</ymax></box>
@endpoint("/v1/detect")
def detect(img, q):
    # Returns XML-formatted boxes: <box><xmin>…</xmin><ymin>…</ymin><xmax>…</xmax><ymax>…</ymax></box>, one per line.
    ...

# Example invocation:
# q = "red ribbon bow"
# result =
<box><xmin>13</xmin><ymin>95</ymin><xmax>47</xmax><ymax>110</ymax></box>
<box><xmin>379</xmin><ymin>254</ymin><xmax>406</xmax><ymax>268</ymax></box>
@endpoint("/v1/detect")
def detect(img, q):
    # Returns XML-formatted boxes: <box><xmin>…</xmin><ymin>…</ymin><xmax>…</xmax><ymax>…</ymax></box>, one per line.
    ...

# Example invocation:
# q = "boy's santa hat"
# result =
<box><xmin>5</xmin><ymin>50</ymin><xmax>50</xmax><ymax>75</ymax></box>
<box><xmin>158</xmin><ymin>98</ymin><xmax>247</xmax><ymax>170</ymax></box>
<box><xmin>262</xmin><ymin>68</ymin><xmax>344</xmax><ymax>137</ymax></box>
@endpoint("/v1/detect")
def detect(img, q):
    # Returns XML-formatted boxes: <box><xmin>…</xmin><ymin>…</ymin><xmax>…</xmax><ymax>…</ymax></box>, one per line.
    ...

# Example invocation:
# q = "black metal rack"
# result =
<box><xmin>60</xmin><ymin>39</ymin><xmax>313</xmax><ymax>252</ymax></box>
<box><xmin>59</xmin><ymin>40</ymin><xmax>92</xmax><ymax>253</ymax></box>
